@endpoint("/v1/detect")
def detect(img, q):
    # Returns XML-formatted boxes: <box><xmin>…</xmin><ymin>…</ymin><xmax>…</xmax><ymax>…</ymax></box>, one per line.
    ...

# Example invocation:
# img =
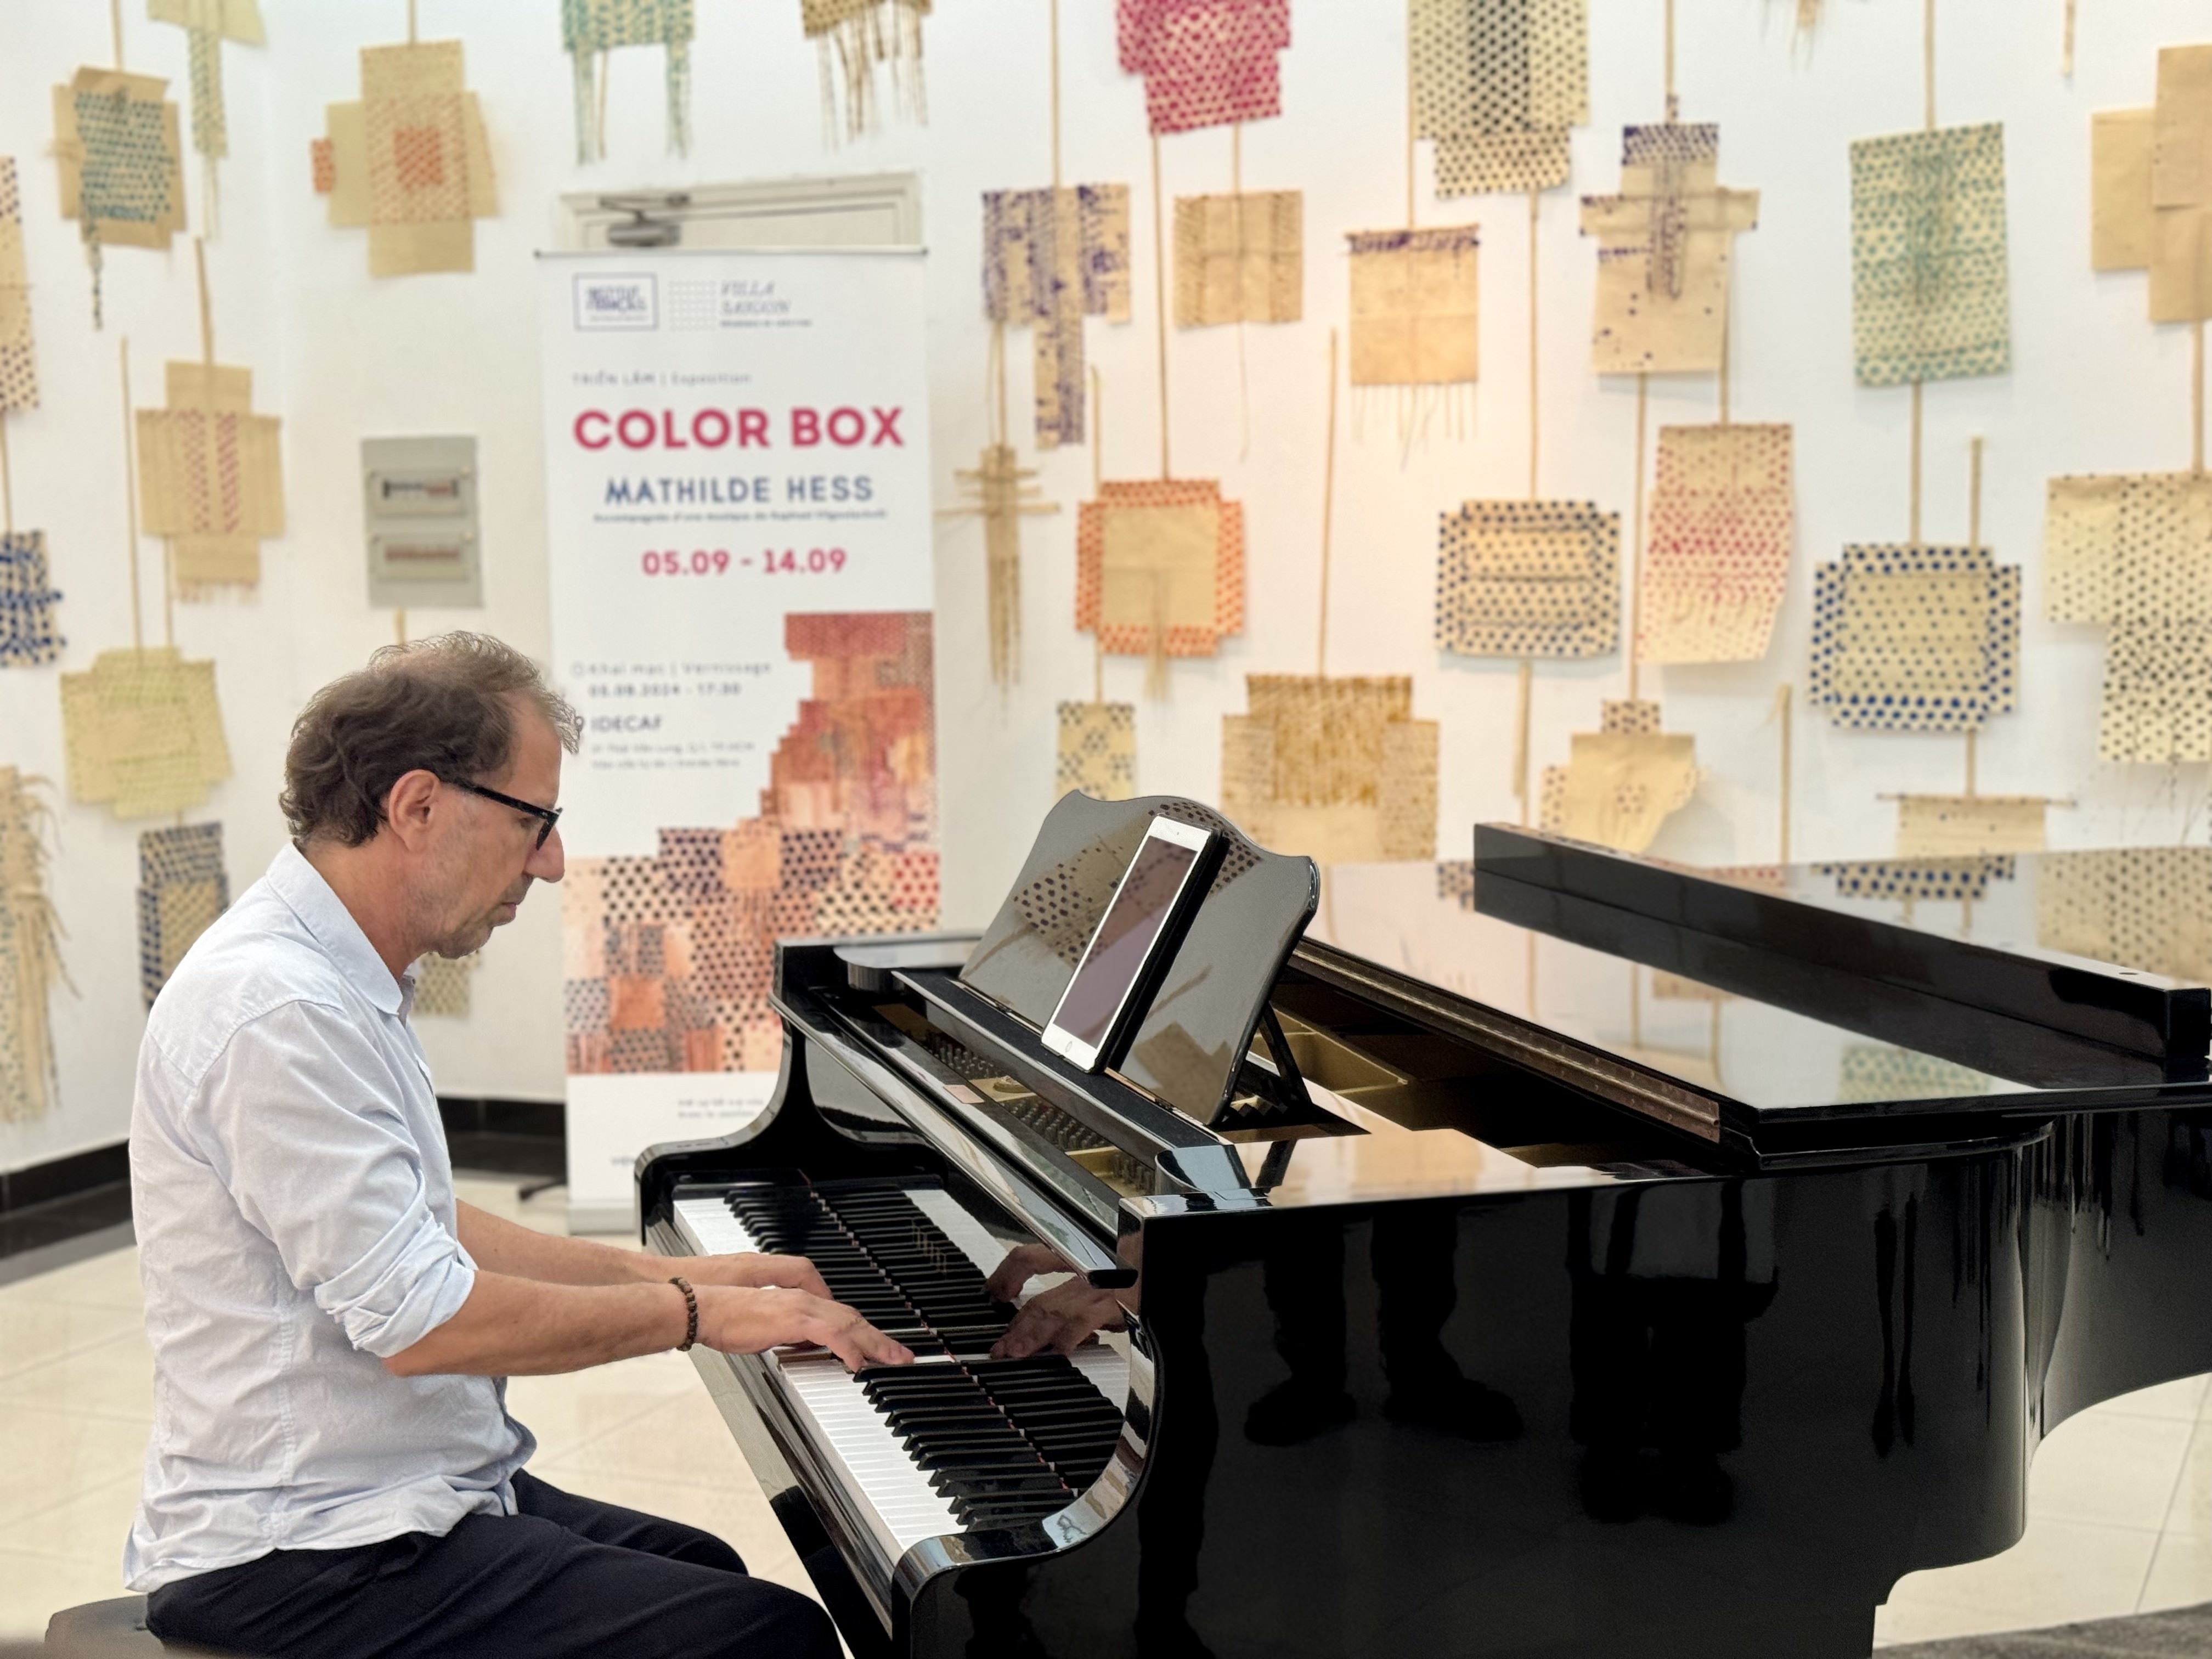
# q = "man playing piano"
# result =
<box><xmin>124</xmin><ymin>635</ymin><xmax>914</xmax><ymax>1659</ymax></box>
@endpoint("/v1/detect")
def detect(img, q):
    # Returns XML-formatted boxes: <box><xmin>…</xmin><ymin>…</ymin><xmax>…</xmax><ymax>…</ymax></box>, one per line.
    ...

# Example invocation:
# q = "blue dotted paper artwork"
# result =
<box><xmin>983</xmin><ymin>185</ymin><xmax>1132</xmax><ymax>449</ymax></box>
<box><xmin>1819</xmin><ymin>854</ymin><xmax>2017</xmax><ymax>904</ymax></box>
<box><xmin>137</xmin><ymin>821</ymin><xmax>227</xmax><ymax>1009</ymax></box>
<box><xmin>1808</xmin><ymin>543</ymin><xmax>2020</xmax><ymax>733</ymax></box>
<box><xmin>1849</xmin><ymin>123</ymin><xmax>2011</xmax><ymax>388</ymax></box>
<box><xmin>0</xmin><ymin>158</ymin><xmax>36</xmax><ymax>413</ymax></box>
<box><xmin>1580</xmin><ymin>123</ymin><xmax>1758</xmax><ymax>375</ymax></box>
<box><xmin>51</xmin><ymin>67</ymin><xmax>187</xmax><ymax>327</ymax></box>
<box><xmin>0</xmin><ymin>533</ymin><xmax>63</xmax><ymax>668</ymax></box>
<box><xmin>1434</xmin><ymin>499</ymin><xmax>1620</xmax><ymax>660</ymax></box>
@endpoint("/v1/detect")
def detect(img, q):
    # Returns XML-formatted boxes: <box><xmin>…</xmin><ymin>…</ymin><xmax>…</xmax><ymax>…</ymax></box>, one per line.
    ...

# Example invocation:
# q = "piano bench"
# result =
<box><xmin>42</xmin><ymin>1597</ymin><xmax>221</xmax><ymax>1656</ymax></box>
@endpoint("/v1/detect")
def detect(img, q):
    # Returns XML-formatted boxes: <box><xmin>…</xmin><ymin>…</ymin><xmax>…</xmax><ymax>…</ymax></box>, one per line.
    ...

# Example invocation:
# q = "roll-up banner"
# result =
<box><xmin>538</xmin><ymin>250</ymin><xmax>938</xmax><ymax>1229</ymax></box>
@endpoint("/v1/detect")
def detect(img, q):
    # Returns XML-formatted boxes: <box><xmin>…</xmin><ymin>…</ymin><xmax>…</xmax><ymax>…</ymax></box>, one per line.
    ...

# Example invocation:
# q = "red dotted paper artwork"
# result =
<box><xmin>1075</xmin><ymin>479</ymin><xmax>1246</xmax><ymax>693</ymax></box>
<box><xmin>1638</xmin><ymin>423</ymin><xmax>1793</xmax><ymax>665</ymax></box>
<box><xmin>1435</xmin><ymin>499</ymin><xmax>1619</xmax><ymax>660</ymax></box>
<box><xmin>136</xmin><ymin>360</ymin><xmax>284</xmax><ymax>597</ymax></box>
<box><xmin>1221</xmin><ymin>675</ymin><xmax>1438</xmax><ymax>864</ymax></box>
<box><xmin>314</xmin><ymin>41</ymin><xmax>497</xmax><ymax>277</ymax></box>
<box><xmin>1116</xmin><ymin>0</ymin><xmax>1291</xmax><ymax>137</ymax></box>
<box><xmin>563</xmin><ymin>612</ymin><xmax>938</xmax><ymax>1077</ymax></box>
<box><xmin>2044</xmin><ymin>471</ymin><xmax>2212</xmax><ymax>763</ymax></box>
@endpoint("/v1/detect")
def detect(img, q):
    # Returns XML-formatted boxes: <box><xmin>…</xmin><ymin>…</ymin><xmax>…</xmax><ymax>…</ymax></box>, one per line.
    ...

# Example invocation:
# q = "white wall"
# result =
<box><xmin>3</xmin><ymin>0</ymin><xmax>2208</xmax><ymax>1173</ymax></box>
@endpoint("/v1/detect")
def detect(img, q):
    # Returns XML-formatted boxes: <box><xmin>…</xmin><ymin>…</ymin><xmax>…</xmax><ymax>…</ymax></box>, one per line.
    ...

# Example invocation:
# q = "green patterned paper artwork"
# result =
<box><xmin>1849</xmin><ymin>123</ymin><xmax>2011</xmax><ymax>387</ymax></box>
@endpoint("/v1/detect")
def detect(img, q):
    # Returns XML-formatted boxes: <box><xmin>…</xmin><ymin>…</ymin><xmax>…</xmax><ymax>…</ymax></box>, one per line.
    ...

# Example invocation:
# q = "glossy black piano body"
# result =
<box><xmin>636</xmin><ymin>800</ymin><xmax>2212</xmax><ymax>1658</ymax></box>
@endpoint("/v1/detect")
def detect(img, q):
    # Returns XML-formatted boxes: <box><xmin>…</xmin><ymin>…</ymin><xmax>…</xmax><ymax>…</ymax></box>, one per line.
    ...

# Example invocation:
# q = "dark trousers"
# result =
<box><xmin>144</xmin><ymin>1469</ymin><xmax>839</xmax><ymax>1659</ymax></box>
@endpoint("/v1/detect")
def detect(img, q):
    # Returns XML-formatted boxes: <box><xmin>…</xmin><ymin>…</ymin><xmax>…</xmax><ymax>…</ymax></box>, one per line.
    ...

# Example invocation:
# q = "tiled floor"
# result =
<box><xmin>2</xmin><ymin>1176</ymin><xmax>2207</xmax><ymax>1649</ymax></box>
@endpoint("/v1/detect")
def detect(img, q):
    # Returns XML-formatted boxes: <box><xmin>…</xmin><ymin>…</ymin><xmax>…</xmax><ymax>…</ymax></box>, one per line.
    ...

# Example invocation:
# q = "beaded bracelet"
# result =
<box><xmin>669</xmin><ymin>1275</ymin><xmax>699</xmax><ymax>1352</ymax></box>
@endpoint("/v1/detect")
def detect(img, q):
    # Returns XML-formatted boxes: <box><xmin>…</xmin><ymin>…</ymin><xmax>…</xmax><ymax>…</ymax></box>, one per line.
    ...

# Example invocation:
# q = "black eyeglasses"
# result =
<box><xmin>447</xmin><ymin>779</ymin><xmax>562</xmax><ymax>849</ymax></box>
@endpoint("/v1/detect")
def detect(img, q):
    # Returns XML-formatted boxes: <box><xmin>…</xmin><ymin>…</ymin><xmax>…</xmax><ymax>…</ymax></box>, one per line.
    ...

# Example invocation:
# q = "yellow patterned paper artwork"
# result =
<box><xmin>148</xmin><ymin>0</ymin><xmax>265</xmax><ymax>228</ymax></box>
<box><xmin>2091</xmin><ymin>45</ymin><xmax>2212</xmax><ymax>323</ymax></box>
<box><xmin>1345</xmin><ymin>224</ymin><xmax>1480</xmax><ymax>387</ymax></box>
<box><xmin>1537</xmin><ymin>698</ymin><xmax>1699</xmax><ymax>855</ymax></box>
<box><xmin>1055</xmin><ymin>701</ymin><xmax>1137</xmax><ymax>802</ymax></box>
<box><xmin>1892</xmin><ymin>794</ymin><xmax>2049</xmax><ymax>859</ymax></box>
<box><xmin>1221</xmin><ymin>676</ymin><xmax>1438</xmax><ymax>865</ymax></box>
<box><xmin>137</xmin><ymin>360</ymin><xmax>285</xmax><ymax>596</ymax></box>
<box><xmin>1579</xmin><ymin>123</ymin><xmax>1758</xmax><ymax>375</ymax></box>
<box><xmin>1410</xmin><ymin>0</ymin><xmax>1589</xmax><ymax>195</ymax></box>
<box><xmin>58</xmin><ymin>646</ymin><xmax>232</xmax><ymax>820</ymax></box>
<box><xmin>2036</xmin><ymin>847</ymin><xmax>2212</xmax><ymax>982</ymax></box>
<box><xmin>1174</xmin><ymin>191</ymin><xmax>1302</xmax><ymax>326</ymax></box>
<box><xmin>313</xmin><ymin>41</ymin><xmax>497</xmax><ymax>278</ymax></box>
<box><xmin>0</xmin><ymin>159</ymin><xmax>36</xmax><ymax>414</ymax></box>
<box><xmin>2044</xmin><ymin>471</ymin><xmax>2212</xmax><ymax>763</ymax></box>
<box><xmin>0</xmin><ymin>769</ymin><xmax>66</xmax><ymax>1124</ymax></box>
<box><xmin>1435</xmin><ymin>499</ymin><xmax>1620</xmax><ymax>660</ymax></box>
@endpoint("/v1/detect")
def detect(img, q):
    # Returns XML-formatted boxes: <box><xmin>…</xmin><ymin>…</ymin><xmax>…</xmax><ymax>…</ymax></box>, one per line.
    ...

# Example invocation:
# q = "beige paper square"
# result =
<box><xmin>1347</xmin><ymin>225</ymin><xmax>1479</xmax><ymax>386</ymax></box>
<box><xmin>1098</xmin><ymin>501</ymin><xmax>1222</xmax><ymax>634</ymax></box>
<box><xmin>1540</xmin><ymin>729</ymin><xmax>1699</xmax><ymax>854</ymax></box>
<box><xmin>2092</xmin><ymin>108</ymin><xmax>2155</xmax><ymax>272</ymax></box>
<box><xmin>1056</xmin><ymin>701</ymin><xmax>1136</xmax><ymax>802</ymax></box>
<box><xmin>53</xmin><ymin>67</ymin><xmax>187</xmax><ymax>251</ymax></box>
<box><xmin>1580</xmin><ymin>125</ymin><xmax>1759</xmax><ymax>375</ymax></box>
<box><xmin>1173</xmin><ymin>191</ymin><xmax>1301</xmax><ymax>326</ymax></box>
<box><xmin>59</xmin><ymin>647</ymin><xmax>232</xmax><ymax>820</ymax></box>
<box><xmin>1894</xmin><ymin>795</ymin><xmax>2048</xmax><ymax>858</ymax></box>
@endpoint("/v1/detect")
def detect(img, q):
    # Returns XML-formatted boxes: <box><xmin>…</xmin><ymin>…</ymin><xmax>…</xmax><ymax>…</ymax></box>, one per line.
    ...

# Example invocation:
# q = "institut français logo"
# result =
<box><xmin>573</xmin><ymin>273</ymin><xmax>659</xmax><ymax>331</ymax></box>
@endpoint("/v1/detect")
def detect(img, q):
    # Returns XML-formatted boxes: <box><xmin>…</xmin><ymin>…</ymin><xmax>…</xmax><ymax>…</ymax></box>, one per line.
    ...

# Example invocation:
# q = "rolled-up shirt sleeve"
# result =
<box><xmin>190</xmin><ymin>998</ymin><xmax>476</xmax><ymax>1358</ymax></box>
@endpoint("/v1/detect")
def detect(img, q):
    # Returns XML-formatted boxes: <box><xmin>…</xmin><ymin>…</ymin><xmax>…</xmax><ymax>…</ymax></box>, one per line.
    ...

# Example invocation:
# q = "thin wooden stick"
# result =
<box><xmin>161</xmin><ymin>537</ymin><xmax>174</xmax><ymax>647</ymax></box>
<box><xmin>396</xmin><ymin>609</ymin><xmax>408</xmax><ymax>646</ymax></box>
<box><xmin>1527</xmin><ymin>189</ymin><xmax>1540</xmax><ymax>499</ymax></box>
<box><xmin>1090</xmin><ymin>367</ymin><xmax>1104</xmax><ymax>706</ymax></box>
<box><xmin>1965</xmin><ymin>433</ymin><xmax>1983</xmax><ymax>797</ymax></box>
<box><xmin>120</xmin><ymin>338</ymin><xmax>143</xmax><ymax>652</ymax></box>
<box><xmin>1664</xmin><ymin>0</ymin><xmax>1678</xmax><ymax>122</ymax></box>
<box><xmin>1513</xmin><ymin>658</ymin><xmax>1534</xmax><ymax>825</ymax></box>
<box><xmin>1629</xmin><ymin>374</ymin><xmax>1649</xmax><ymax>699</ymax></box>
<box><xmin>989</xmin><ymin>320</ymin><xmax>1007</xmax><ymax>448</ymax></box>
<box><xmin>2194</xmin><ymin>319</ymin><xmax>2205</xmax><ymax>476</ymax></box>
<box><xmin>2062</xmin><ymin>0</ymin><xmax>2076</xmax><ymax>78</ymax></box>
<box><xmin>1405</xmin><ymin>0</ymin><xmax>1419</xmax><ymax>228</ymax></box>
<box><xmin>195</xmin><ymin>238</ymin><xmax>215</xmax><ymax>365</ymax></box>
<box><xmin>0</xmin><ymin>418</ymin><xmax>12</xmax><ymax>535</ymax></box>
<box><xmin>1909</xmin><ymin>381</ymin><xmax>1925</xmax><ymax>547</ymax></box>
<box><xmin>1317</xmin><ymin>330</ymin><xmax>1340</xmax><ymax>677</ymax></box>
<box><xmin>1152</xmin><ymin>133</ymin><xmax>1170</xmax><ymax>481</ymax></box>
<box><xmin>1231</xmin><ymin>124</ymin><xmax>1241</xmax><ymax>195</ymax></box>
<box><xmin>1776</xmin><ymin>682</ymin><xmax>1793</xmax><ymax>862</ymax></box>
<box><xmin>408</xmin><ymin>0</ymin><xmax>419</xmax><ymax>44</ymax></box>
<box><xmin>1048</xmin><ymin>0</ymin><xmax>1063</xmax><ymax>189</ymax></box>
<box><xmin>1718</xmin><ymin>291</ymin><xmax>1732</xmax><ymax>425</ymax></box>
<box><xmin>1922</xmin><ymin>0</ymin><xmax>1937</xmax><ymax>130</ymax></box>
<box><xmin>111</xmin><ymin>0</ymin><xmax>125</xmax><ymax>69</ymax></box>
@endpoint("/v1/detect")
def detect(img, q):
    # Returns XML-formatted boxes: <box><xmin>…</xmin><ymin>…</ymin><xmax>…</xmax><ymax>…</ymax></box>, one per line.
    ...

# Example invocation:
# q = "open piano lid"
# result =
<box><xmin>1296</xmin><ymin>831</ymin><xmax>2209</xmax><ymax>1151</ymax></box>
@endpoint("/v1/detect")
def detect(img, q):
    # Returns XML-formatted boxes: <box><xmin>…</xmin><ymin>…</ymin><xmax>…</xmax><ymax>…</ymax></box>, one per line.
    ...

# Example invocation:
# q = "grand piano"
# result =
<box><xmin>636</xmin><ymin>793</ymin><xmax>2212</xmax><ymax>1658</ymax></box>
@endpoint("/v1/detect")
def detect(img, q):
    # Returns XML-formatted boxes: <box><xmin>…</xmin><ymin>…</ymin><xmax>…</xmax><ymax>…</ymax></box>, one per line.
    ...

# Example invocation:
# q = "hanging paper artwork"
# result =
<box><xmin>562</xmin><ymin>0</ymin><xmax>693</xmax><ymax>163</ymax></box>
<box><xmin>1892</xmin><ymin>794</ymin><xmax>2049</xmax><ymax>858</ymax></box>
<box><xmin>1820</xmin><ymin>854</ymin><xmax>2016</xmax><ymax>904</ymax></box>
<box><xmin>983</xmin><ymin>185</ymin><xmax>1131</xmax><ymax>449</ymax></box>
<box><xmin>0</xmin><ymin>534</ymin><xmax>65</xmax><ymax>668</ymax></box>
<box><xmin>1346</xmin><ymin>224</ymin><xmax>1480</xmax><ymax>388</ymax></box>
<box><xmin>314</xmin><ymin>41</ymin><xmax>498</xmax><ymax>278</ymax></box>
<box><xmin>1075</xmin><ymin>479</ymin><xmax>1246</xmax><ymax>693</ymax></box>
<box><xmin>1174</xmin><ymin>192</ymin><xmax>1302</xmax><ymax>326</ymax></box>
<box><xmin>803</xmin><ymin>0</ymin><xmax>928</xmax><ymax>144</ymax></box>
<box><xmin>0</xmin><ymin>769</ymin><xmax>66</xmax><ymax>1124</ymax></box>
<box><xmin>1579</xmin><ymin>123</ymin><xmax>1759</xmax><ymax>375</ymax></box>
<box><xmin>565</xmin><ymin>612</ymin><xmax>938</xmax><ymax>1075</ymax></box>
<box><xmin>1434</xmin><ymin>499</ymin><xmax>1620</xmax><ymax>659</ymax></box>
<box><xmin>1056</xmin><ymin>701</ymin><xmax>1137</xmax><ymax>802</ymax></box>
<box><xmin>1807</xmin><ymin>544</ymin><xmax>2021</xmax><ymax>732</ymax></box>
<box><xmin>137</xmin><ymin>822</ymin><xmax>227</xmax><ymax>1009</ymax></box>
<box><xmin>52</xmin><ymin>67</ymin><xmax>187</xmax><ymax>326</ymax></box>
<box><xmin>1221</xmin><ymin>676</ymin><xmax>1438</xmax><ymax>864</ymax></box>
<box><xmin>59</xmin><ymin>646</ymin><xmax>232</xmax><ymax>820</ymax></box>
<box><xmin>2091</xmin><ymin>46</ymin><xmax>2212</xmax><ymax>320</ymax></box>
<box><xmin>137</xmin><ymin>360</ymin><xmax>285</xmax><ymax>596</ymax></box>
<box><xmin>945</xmin><ymin>444</ymin><xmax>1054</xmax><ymax>687</ymax></box>
<box><xmin>2044</xmin><ymin>471</ymin><xmax>2212</xmax><ymax>762</ymax></box>
<box><xmin>2036</xmin><ymin>847</ymin><xmax>2212</xmax><ymax>982</ymax></box>
<box><xmin>414</xmin><ymin>952</ymin><xmax>477</xmax><ymax>1018</ymax></box>
<box><xmin>1638</xmin><ymin>422</ymin><xmax>1793</xmax><ymax>664</ymax></box>
<box><xmin>0</xmin><ymin>159</ymin><xmax>35</xmax><ymax>414</ymax></box>
<box><xmin>147</xmin><ymin>0</ymin><xmax>266</xmax><ymax>230</ymax></box>
<box><xmin>1117</xmin><ymin>0</ymin><xmax>1291</xmax><ymax>136</ymax></box>
<box><xmin>1849</xmin><ymin>122</ymin><xmax>2012</xmax><ymax>387</ymax></box>
<box><xmin>1410</xmin><ymin>0</ymin><xmax>1589</xmax><ymax>195</ymax></box>
<box><xmin>1537</xmin><ymin>698</ymin><xmax>1699</xmax><ymax>855</ymax></box>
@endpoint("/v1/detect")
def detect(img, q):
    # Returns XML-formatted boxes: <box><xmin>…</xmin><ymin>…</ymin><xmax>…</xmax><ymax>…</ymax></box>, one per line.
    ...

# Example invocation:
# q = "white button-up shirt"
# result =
<box><xmin>125</xmin><ymin>844</ymin><xmax>533</xmax><ymax>1592</ymax></box>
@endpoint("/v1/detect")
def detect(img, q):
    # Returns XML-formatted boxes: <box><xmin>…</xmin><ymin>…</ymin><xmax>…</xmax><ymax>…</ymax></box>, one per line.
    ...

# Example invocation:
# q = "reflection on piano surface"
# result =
<box><xmin>637</xmin><ymin>800</ymin><xmax>2212</xmax><ymax>1658</ymax></box>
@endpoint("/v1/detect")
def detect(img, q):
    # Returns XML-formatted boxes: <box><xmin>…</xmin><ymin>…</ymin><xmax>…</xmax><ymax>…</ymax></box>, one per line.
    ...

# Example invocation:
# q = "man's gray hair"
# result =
<box><xmin>281</xmin><ymin>633</ymin><xmax>582</xmax><ymax>847</ymax></box>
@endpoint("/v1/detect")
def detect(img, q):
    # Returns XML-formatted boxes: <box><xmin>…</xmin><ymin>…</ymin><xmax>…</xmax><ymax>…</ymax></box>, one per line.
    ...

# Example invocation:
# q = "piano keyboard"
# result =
<box><xmin>672</xmin><ymin>1180</ymin><xmax>1131</xmax><ymax>1564</ymax></box>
